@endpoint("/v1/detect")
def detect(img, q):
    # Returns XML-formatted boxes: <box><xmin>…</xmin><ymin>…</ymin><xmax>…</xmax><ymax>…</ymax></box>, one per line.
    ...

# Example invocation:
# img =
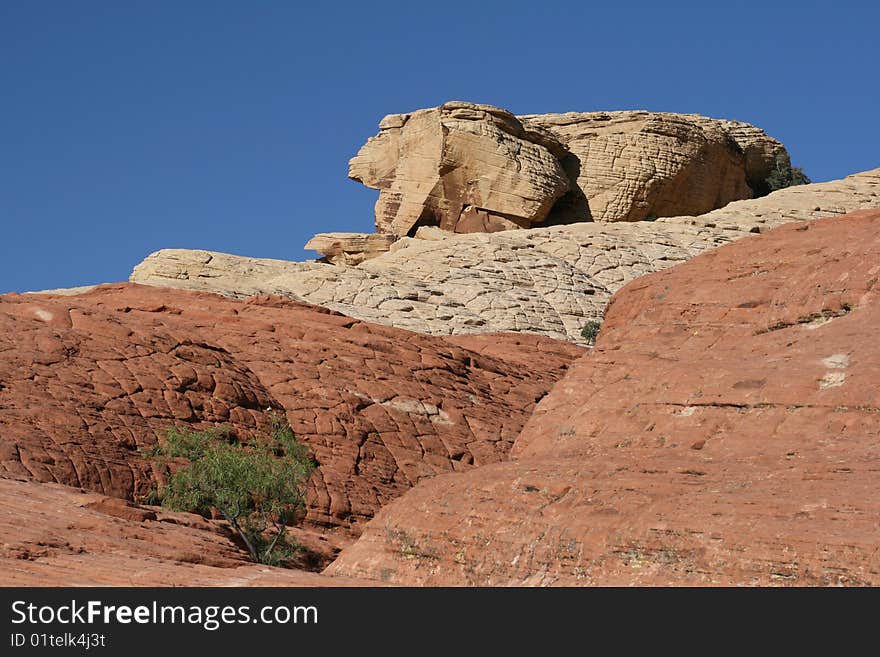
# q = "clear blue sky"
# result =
<box><xmin>2</xmin><ymin>1</ymin><xmax>878</xmax><ymax>293</ymax></box>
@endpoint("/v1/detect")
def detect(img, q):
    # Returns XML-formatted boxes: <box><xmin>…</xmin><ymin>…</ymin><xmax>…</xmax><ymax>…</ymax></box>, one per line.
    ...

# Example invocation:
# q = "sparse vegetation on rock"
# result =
<box><xmin>759</xmin><ymin>152</ymin><xmax>811</xmax><ymax>195</ymax></box>
<box><xmin>147</xmin><ymin>413</ymin><xmax>315</xmax><ymax>565</ymax></box>
<box><xmin>580</xmin><ymin>320</ymin><xmax>601</xmax><ymax>345</ymax></box>
<box><xmin>328</xmin><ymin>209</ymin><xmax>880</xmax><ymax>586</ymax></box>
<box><xmin>4</xmin><ymin>92</ymin><xmax>880</xmax><ymax>587</ymax></box>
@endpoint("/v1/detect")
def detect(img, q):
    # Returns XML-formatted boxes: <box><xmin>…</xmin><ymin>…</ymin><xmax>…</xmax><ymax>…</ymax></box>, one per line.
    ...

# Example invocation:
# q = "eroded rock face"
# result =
<box><xmin>304</xmin><ymin>232</ymin><xmax>395</xmax><ymax>265</ymax></box>
<box><xmin>349</xmin><ymin>101</ymin><xmax>571</xmax><ymax>236</ymax></box>
<box><xmin>520</xmin><ymin>110</ymin><xmax>789</xmax><ymax>223</ymax></box>
<box><xmin>657</xmin><ymin>167</ymin><xmax>880</xmax><ymax>228</ymax></box>
<box><xmin>0</xmin><ymin>284</ymin><xmax>580</xmax><ymax>532</ymax></box>
<box><xmin>132</xmin><ymin>226</ymin><xmax>730</xmax><ymax>346</ymax></box>
<box><xmin>349</xmin><ymin>102</ymin><xmax>790</xmax><ymax>235</ymax></box>
<box><xmin>131</xmin><ymin>169</ymin><xmax>880</xmax><ymax>345</ymax></box>
<box><xmin>327</xmin><ymin>209</ymin><xmax>880</xmax><ymax>585</ymax></box>
<box><xmin>0</xmin><ymin>479</ymin><xmax>366</xmax><ymax>586</ymax></box>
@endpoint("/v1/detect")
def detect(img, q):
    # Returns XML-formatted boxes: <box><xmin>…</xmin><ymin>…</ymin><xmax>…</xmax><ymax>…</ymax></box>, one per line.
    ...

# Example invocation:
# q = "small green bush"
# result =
<box><xmin>147</xmin><ymin>413</ymin><xmax>315</xmax><ymax>565</ymax></box>
<box><xmin>761</xmin><ymin>152</ymin><xmax>811</xmax><ymax>195</ymax></box>
<box><xmin>581</xmin><ymin>320</ymin><xmax>601</xmax><ymax>345</ymax></box>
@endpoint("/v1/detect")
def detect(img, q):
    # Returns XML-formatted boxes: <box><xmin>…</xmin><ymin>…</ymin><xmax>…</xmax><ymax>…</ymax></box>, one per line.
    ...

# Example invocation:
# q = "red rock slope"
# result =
<box><xmin>0</xmin><ymin>478</ymin><xmax>367</xmax><ymax>586</ymax></box>
<box><xmin>328</xmin><ymin>209</ymin><xmax>880</xmax><ymax>585</ymax></box>
<box><xmin>0</xmin><ymin>284</ymin><xmax>580</xmax><ymax>532</ymax></box>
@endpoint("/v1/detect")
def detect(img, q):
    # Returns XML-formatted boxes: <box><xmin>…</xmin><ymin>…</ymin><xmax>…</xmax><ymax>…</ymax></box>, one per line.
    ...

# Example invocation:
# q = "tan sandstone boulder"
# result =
<box><xmin>349</xmin><ymin>101</ymin><xmax>571</xmax><ymax>237</ymax></box>
<box><xmin>348</xmin><ymin>103</ymin><xmax>791</xmax><ymax>235</ymax></box>
<box><xmin>304</xmin><ymin>232</ymin><xmax>395</xmax><ymax>265</ymax></box>
<box><xmin>520</xmin><ymin>110</ymin><xmax>789</xmax><ymax>223</ymax></box>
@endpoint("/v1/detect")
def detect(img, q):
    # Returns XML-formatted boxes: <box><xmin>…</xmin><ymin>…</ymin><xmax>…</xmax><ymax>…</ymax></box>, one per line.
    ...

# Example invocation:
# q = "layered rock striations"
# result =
<box><xmin>350</xmin><ymin>102</ymin><xmax>790</xmax><ymax>236</ymax></box>
<box><xmin>304</xmin><ymin>232</ymin><xmax>396</xmax><ymax>265</ymax></box>
<box><xmin>327</xmin><ymin>209</ymin><xmax>880</xmax><ymax>585</ymax></box>
<box><xmin>521</xmin><ymin>110</ymin><xmax>789</xmax><ymax>223</ymax></box>
<box><xmin>0</xmin><ymin>284</ymin><xmax>579</xmax><ymax>531</ymax></box>
<box><xmin>10</xmin><ymin>100</ymin><xmax>880</xmax><ymax>587</ymax></box>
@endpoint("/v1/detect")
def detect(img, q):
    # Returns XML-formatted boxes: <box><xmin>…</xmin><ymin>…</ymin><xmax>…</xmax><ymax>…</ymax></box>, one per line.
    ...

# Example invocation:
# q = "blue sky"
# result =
<box><xmin>2</xmin><ymin>1</ymin><xmax>878</xmax><ymax>293</ymax></box>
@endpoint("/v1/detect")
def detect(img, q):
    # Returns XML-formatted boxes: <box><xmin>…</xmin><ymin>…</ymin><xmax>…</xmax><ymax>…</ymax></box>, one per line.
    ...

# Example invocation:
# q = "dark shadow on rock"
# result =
<box><xmin>542</xmin><ymin>152</ymin><xmax>593</xmax><ymax>226</ymax></box>
<box><xmin>288</xmin><ymin>544</ymin><xmax>340</xmax><ymax>572</ymax></box>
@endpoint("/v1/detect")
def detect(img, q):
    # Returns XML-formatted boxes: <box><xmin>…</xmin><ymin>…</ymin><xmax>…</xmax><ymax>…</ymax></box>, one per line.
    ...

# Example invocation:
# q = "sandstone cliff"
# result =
<box><xmin>327</xmin><ymin>209</ymin><xmax>880</xmax><ymax>585</ymax></box>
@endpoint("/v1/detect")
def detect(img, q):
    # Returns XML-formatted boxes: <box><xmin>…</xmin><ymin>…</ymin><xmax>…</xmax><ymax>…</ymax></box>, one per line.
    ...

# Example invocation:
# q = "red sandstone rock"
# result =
<box><xmin>328</xmin><ymin>209</ymin><xmax>880</xmax><ymax>585</ymax></box>
<box><xmin>0</xmin><ymin>284</ymin><xmax>580</xmax><ymax>533</ymax></box>
<box><xmin>0</xmin><ymin>478</ymin><xmax>365</xmax><ymax>585</ymax></box>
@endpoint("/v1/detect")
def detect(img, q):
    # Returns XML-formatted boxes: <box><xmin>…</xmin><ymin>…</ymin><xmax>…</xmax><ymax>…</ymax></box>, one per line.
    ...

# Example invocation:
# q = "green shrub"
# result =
<box><xmin>581</xmin><ymin>320</ymin><xmax>601</xmax><ymax>345</ymax></box>
<box><xmin>147</xmin><ymin>413</ymin><xmax>315</xmax><ymax>565</ymax></box>
<box><xmin>760</xmin><ymin>152</ymin><xmax>811</xmax><ymax>195</ymax></box>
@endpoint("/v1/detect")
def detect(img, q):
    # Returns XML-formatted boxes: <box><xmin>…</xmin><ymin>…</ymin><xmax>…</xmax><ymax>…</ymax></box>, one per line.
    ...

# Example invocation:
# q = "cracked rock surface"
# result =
<box><xmin>349</xmin><ymin>103</ymin><xmax>790</xmax><ymax>233</ymax></box>
<box><xmin>130</xmin><ymin>169</ymin><xmax>880</xmax><ymax>346</ymax></box>
<box><xmin>0</xmin><ymin>284</ymin><xmax>579</xmax><ymax>532</ymax></box>
<box><xmin>327</xmin><ymin>209</ymin><xmax>880</xmax><ymax>585</ymax></box>
<box><xmin>520</xmin><ymin>110</ymin><xmax>789</xmax><ymax>223</ymax></box>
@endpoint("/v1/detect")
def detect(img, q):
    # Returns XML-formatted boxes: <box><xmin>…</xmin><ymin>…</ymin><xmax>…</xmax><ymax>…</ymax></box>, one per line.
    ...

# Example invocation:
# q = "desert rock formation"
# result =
<box><xmin>521</xmin><ymin>110</ymin><xmax>789</xmax><ymax>223</ymax></box>
<box><xmin>0</xmin><ymin>284</ymin><xmax>579</xmax><ymax>532</ymax></box>
<box><xmin>131</xmin><ymin>226</ymin><xmax>730</xmax><ymax>345</ymax></box>
<box><xmin>131</xmin><ymin>168</ymin><xmax>880</xmax><ymax>345</ymax></box>
<box><xmin>9</xmin><ymin>95</ymin><xmax>880</xmax><ymax>589</ymax></box>
<box><xmin>658</xmin><ymin>166</ymin><xmax>880</xmax><ymax>228</ymax></box>
<box><xmin>304</xmin><ymin>232</ymin><xmax>396</xmax><ymax>265</ymax></box>
<box><xmin>349</xmin><ymin>102</ymin><xmax>790</xmax><ymax>237</ymax></box>
<box><xmin>350</xmin><ymin>101</ymin><xmax>571</xmax><ymax>236</ymax></box>
<box><xmin>327</xmin><ymin>209</ymin><xmax>880</xmax><ymax>585</ymax></box>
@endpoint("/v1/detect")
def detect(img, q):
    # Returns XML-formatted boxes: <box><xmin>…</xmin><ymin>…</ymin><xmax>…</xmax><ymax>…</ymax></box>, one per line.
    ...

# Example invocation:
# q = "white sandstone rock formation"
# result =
<box><xmin>131</xmin><ymin>169</ymin><xmax>880</xmax><ymax>345</ymax></box>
